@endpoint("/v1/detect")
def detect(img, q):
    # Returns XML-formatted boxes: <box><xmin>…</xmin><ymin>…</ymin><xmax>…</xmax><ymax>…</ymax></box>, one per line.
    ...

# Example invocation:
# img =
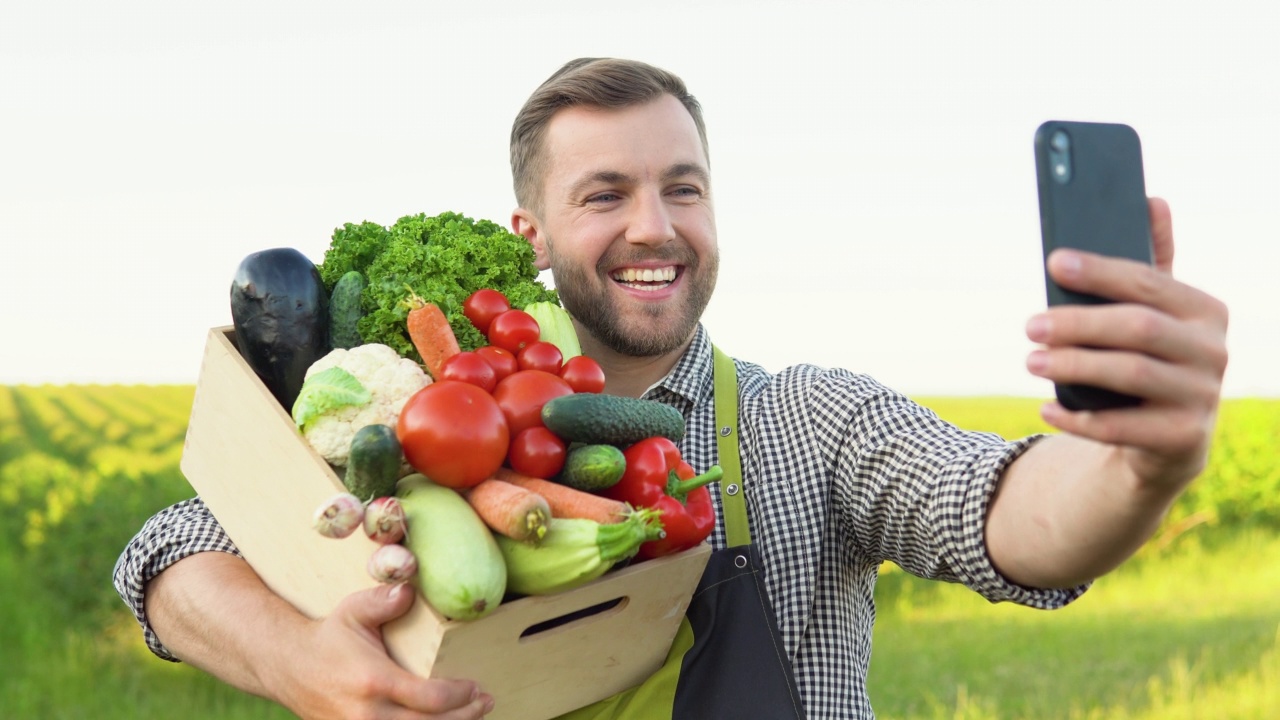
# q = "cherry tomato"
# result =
<box><xmin>559</xmin><ymin>355</ymin><xmax>606</xmax><ymax>394</ymax></box>
<box><xmin>487</xmin><ymin>309</ymin><xmax>541</xmax><ymax>354</ymax></box>
<box><xmin>474</xmin><ymin>345</ymin><xmax>518</xmax><ymax>383</ymax></box>
<box><xmin>396</xmin><ymin>381</ymin><xmax>509</xmax><ymax>489</ymax></box>
<box><xmin>507</xmin><ymin>426</ymin><xmax>567</xmax><ymax>479</ymax></box>
<box><xmin>462</xmin><ymin>289</ymin><xmax>510</xmax><ymax>335</ymax></box>
<box><xmin>518</xmin><ymin>341</ymin><xmax>564</xmax><ymax>375</ymax></box>
<box><xmin>491</xmin><ymin>369</ymin><xmax>573</xmax><ymax>436</ymax></box>
<box><xmin>438</xmin><ymin>351</ymin><xmax>497</xmax><ymax>393</ymax></box>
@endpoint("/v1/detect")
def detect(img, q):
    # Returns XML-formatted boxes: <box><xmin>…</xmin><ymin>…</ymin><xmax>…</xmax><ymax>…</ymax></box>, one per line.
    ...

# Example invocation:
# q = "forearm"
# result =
<box><xmin>984</xmin><ymin>434</ymin><xmax>1184</xmax><ymax>589</ymax></box>
<box><xmin>146</xmin><ymin>552</ymin><xmax>307</xmax><ymax>701</ymax></box>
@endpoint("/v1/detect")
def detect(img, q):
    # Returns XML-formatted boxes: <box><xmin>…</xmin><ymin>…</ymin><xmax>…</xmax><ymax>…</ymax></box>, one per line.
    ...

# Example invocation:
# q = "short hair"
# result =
<box><xmin>509</xmin><ymin>58</ymin><xmax>709</xmax><ymax>215</ymax></box>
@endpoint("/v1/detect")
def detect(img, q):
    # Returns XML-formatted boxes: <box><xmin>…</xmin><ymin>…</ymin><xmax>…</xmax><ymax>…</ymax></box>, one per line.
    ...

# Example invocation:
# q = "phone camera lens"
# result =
<box><xmin>1050</xmin><ymin>130</ymin><xmax>1070</xmax><ymax>152</ymax></box>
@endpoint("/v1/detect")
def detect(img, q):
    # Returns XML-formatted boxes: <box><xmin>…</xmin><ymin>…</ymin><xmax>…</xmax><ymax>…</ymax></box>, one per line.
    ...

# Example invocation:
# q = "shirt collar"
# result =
<box><xmin>641</xmin><ymin>323</ymin><xmax>715</xmax><ymax>411</ymax></box>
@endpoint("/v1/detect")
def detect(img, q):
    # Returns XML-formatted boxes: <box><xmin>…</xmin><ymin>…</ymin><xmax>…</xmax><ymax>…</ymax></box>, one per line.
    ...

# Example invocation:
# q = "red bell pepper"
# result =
<box><xmin>603</xmin><ymin>436</ymin><xmax>723</xmax><ymax>560</ymax></box>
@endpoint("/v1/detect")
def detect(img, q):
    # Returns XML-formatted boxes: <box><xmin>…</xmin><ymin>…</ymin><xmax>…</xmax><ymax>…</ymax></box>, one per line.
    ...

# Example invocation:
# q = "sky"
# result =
<box><xmin>2</xmin><ymin>1</ymin><xmax>1277</xmax><ymax>397</ymax></box>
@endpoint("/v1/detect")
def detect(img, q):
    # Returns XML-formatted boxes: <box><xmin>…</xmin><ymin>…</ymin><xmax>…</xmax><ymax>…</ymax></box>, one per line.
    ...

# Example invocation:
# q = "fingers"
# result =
<box><xmin>1026</xmin><ymin>302</ymin><xmax>1227</xmax><ymax>376</ymax></box>
<box><xmin>383</xmin><ymin>675</ymin><xmax>495</xmax><ymax>718</ymax></box>
<box><xmin>1148</xmin><ymin>197</ymin><xmax>1174</xmax><ymax>273</ymax></box>
<box><xmin>338</xmin><ymin>582</ymin><xmax>417</xmax><ymax>634</ymax></box>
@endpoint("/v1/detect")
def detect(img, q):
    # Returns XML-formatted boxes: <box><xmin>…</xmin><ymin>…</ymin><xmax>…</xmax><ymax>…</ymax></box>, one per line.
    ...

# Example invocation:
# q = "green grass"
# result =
<box><xmin>0</xmin><ymin>552</ymin><xmax>292</xmax><ymax>720</ymax></box>
<box><xmin>868</xmin><ymin>527</ymin><xmax>1280</xmax><ymax>719</ymax></box>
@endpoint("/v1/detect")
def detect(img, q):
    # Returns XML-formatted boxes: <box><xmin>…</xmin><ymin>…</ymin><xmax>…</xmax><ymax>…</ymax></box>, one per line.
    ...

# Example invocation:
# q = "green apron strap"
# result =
<box><xmin>712</xmin><ymin>345</ymin><xmax>751</xmax><ymax>548</ymax></box>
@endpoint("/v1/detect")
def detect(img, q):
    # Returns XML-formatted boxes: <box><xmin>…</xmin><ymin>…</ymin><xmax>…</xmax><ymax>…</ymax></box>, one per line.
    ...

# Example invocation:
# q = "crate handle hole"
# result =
<box><xmin>518</xmin><ymin>596</ymin><xmax>629</xmax><ymax>641</ymax></box>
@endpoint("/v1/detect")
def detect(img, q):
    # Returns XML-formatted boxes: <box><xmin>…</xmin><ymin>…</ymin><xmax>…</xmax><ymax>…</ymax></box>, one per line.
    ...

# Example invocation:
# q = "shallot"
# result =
<box><xmin>367</xmin><ymin>543</ymin><xmax>418</xmax><ymax>583</ymax></box>
<box><xmin>313</xmin><ymin>492</ymin><xmax>365</xmax><ymax>538</ymax></box>
<box><xmin>364</xmin><ymin>496</ymin><xmax>407</xmax><ymax>545</ymax></box>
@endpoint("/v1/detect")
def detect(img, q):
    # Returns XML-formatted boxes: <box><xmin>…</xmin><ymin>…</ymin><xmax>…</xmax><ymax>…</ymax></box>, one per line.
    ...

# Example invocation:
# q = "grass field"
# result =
<box><xmin>2</xmin><ymin>385</ymin><xmax>1277</xmax><ymax>718</ymax></box>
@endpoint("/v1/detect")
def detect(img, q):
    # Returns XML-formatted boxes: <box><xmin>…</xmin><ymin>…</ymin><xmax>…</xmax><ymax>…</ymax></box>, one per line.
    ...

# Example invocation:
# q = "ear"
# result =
<box><xmin>511</xmin><ymin>208</ymin><xmax>551</xmax><ymax>271</ymax></box>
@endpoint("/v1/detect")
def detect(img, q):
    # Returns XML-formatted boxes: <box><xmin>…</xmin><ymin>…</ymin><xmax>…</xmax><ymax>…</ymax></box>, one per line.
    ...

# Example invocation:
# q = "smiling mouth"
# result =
<box><xmin>610</xmin><ymin>266</ymin><xmax>678</xmax><ymax>292</ymax></box>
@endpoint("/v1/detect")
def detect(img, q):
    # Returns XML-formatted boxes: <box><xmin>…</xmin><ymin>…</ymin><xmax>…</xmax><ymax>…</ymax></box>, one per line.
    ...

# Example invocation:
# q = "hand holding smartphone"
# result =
<box><xmin>1033</xmin><ymin>120</ymin><xmax>1155</xmax><ymax>411</ymax></box>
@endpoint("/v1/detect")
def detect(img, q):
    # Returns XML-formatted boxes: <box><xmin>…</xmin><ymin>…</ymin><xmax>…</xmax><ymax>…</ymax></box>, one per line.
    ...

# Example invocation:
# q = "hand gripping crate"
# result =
<box><xmin>180</xmin><ymin>327</ymin><xmax>711</xmax><ymax>720</ymax></box>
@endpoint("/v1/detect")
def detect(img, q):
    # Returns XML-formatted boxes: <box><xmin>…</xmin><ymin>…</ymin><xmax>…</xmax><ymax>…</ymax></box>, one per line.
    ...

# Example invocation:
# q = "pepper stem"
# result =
<box><xmin>666</xmin><ymin>465</ymin><xmax>723</xmax><ymax>505</ymax></box>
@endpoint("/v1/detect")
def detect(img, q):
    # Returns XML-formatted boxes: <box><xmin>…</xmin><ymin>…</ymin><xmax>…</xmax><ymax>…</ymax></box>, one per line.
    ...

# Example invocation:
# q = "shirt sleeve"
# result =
<box><xmin>816</xmin><ymin>371</ymin><xmax>1089</xmax><ymax>610</ymax></box>
<box><xmin>112</xmin><ymin>497</ymin><xmax>242</xmax><ymax>661</ymax></box>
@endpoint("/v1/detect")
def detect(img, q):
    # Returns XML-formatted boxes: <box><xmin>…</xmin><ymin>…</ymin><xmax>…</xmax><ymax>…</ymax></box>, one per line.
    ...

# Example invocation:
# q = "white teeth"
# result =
<box><xmin>612</xmin><ymin>266</ymin><xmax>677</xmax><ymax>284</ymax></box>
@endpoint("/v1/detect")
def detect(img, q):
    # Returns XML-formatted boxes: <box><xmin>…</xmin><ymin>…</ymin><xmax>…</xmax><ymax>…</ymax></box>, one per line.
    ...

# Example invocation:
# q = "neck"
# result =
<box><xmin>575</xmin><ymin>323</ymin><xmax>694</xmax><ymax>399</ymax></box>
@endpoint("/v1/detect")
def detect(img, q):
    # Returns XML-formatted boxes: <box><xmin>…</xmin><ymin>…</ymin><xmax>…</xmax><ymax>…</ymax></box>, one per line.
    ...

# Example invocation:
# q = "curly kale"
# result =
<box><xmin>318</xmin><ymin>211</ymin><xmax>559</xmax><ymax>359</ymax></box>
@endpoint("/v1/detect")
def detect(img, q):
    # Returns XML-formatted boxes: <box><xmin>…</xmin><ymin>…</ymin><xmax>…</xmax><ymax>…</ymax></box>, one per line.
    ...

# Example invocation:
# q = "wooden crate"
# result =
<box><xmin>180</xmin><ymin>327</ymin><xmax>711</xmax><ymax>720</ymax></box>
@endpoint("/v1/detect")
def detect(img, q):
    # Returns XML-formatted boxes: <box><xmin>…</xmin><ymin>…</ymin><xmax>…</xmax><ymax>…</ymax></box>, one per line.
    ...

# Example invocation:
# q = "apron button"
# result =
<box><xmin>734</xmin><ymin>554</ymin><xmax>748</xmax><ymax>569</ymax></box>
<box><xmin>725</xmin><ymin>483</ymin><xmax>739</xmax><ymax>496</ymax></box>
<box><xmin>720</xmin><ymin>425</ymin><xmax>733</xmax><ymax>436</ymax></box>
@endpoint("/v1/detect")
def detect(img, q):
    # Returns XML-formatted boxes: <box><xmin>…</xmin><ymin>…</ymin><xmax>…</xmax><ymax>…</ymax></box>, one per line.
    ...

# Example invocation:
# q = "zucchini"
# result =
<box><xmin>343</xmin><ymin>424</ymin><xmax>402</xmax><ymax>499</ymax></box>
<box><xmin>541</xmin><ymin>394</ymin><xmax>685</xmax><ymax>446</ymax></box>
<box><xmin>555</xmin><ymin>443</ymin><xmax>626</xmax><ymax>492</ymax></box>
<box><xmin>496</xmin><ymin>509</ymin><xmax>663</xmax><ymax>596</ymax></box>
<box><xmin>396</xmin><ymin>474</ymin><xmax>506</xmax><ymax>620</ymax></box>
<box><xmin>328</xmin><ymin>270</ymin><xmax>366</xmax><ymax>350</ymax></box>
<box><xmin>230</xmin><ymin>247</ymin><xmax>330</xmax><ymax>410</ymax></box>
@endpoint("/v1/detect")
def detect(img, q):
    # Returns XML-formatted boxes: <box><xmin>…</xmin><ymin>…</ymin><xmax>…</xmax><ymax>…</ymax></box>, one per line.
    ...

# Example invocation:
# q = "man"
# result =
<box><xmin>115</xmin><ymin>58</ymin><xmax>1228</xmax><ymax>719</ymax></box>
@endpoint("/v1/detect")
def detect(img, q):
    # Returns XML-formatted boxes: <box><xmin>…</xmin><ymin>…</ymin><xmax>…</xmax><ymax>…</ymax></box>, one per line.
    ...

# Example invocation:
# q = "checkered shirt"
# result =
<box><xmin>112</xmin><ymin>323</ymin><xmax>1087</xmax><ymax>718</ymax></box>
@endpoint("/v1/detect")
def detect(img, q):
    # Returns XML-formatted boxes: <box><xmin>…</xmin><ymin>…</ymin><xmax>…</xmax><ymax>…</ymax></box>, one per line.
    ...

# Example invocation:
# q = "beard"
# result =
<box><xmin>547</xmin><ymin>241</ymin><xmax>718</xmax><ymax>358</ymax></box>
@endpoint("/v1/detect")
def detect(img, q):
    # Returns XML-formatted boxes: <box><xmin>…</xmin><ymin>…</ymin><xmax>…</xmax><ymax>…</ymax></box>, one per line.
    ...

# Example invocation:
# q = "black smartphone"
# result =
<box><xmin>1033</xmin><ymin>120</ymin><xmax>1155</xmax><ymax>411</ymax></box>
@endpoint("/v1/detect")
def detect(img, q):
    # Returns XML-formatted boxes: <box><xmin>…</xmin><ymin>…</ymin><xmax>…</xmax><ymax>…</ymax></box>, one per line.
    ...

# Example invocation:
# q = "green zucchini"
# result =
<box><xmin>396</xmin><ymin>474</ymin><xmax>506</xmax><ymax>620</ymax></box>
<box><xmin>541</xmin><ymin>393</ymin><xmax>685</xmax><ymax>446</ymax></box>
<box><xmin>343</xmin><ymin>424</ymin><xmax>402</xmax><ymax>500</ymax></box>
<box><xmin>496</xmin><ymin>509</ymin><xmax>663</xmax><ymax>596</ymax></box>
<box><xmin>328</xmin><ymin>270</ymin><xmax>366</xmax><ymax>350</ymax></box>
<box><xmin>555</xmin><ymin>443</ymin><xmax>626</xmax><ymax>492</ymax></box>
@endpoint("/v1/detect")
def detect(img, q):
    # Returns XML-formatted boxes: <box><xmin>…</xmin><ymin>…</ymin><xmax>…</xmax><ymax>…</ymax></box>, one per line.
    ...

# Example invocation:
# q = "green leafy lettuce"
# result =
<box><xmin>318</xmin><ymin>211</ymin><xmax>559</xmax><ymax>359</ymax></box>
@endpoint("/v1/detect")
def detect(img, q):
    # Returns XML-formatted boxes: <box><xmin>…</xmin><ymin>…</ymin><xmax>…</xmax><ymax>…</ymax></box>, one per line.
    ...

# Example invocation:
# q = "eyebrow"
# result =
<box><xmin>568</xmin><ymin>162</ymin><xmax>711</xmax><ymax>198</ymax></box>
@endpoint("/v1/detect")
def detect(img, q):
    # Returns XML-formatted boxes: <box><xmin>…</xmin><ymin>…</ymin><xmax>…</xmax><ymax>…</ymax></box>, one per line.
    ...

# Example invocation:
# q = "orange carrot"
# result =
<box><xmin>463</xmin><ymin>478</ymin><xmax>551</xmax><ymax>543</ymax></box>
<box><xmin>492</xmin><ymin>467</ymin><xmax>629</xmax><ymax>525</ymax></box>
<box><xmin>404</xmin><ymin>289</ymin><xmax>460</xmax><ymax>380</ymax></box>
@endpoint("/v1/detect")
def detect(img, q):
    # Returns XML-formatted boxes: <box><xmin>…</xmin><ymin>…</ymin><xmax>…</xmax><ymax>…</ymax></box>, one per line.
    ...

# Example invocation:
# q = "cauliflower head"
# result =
<box><xmin>293</xmin><ymin>343</ymin><xmax>430</xmax><ymax>467</ymax></box>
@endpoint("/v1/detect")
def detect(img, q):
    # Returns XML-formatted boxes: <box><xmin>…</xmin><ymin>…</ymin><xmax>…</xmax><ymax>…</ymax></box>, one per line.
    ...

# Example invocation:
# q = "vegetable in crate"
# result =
<box><xmin>230</xmin><ymin>247</ymin><xmax>331</xmax><ymax>410</ymax></box>
<box><xmin>541</xmin><ymin>393</ymin><xmax>686</xmax><ymax>446</ymax></box>
<box><xmin>495</xmin><ymin>507</ymin><xmax>665</xmax><ymax>596</ymax></box>
<box><xmin>397</xmin><ymin>474</ymin><xmax>507</xmax><ymax>620</ymax></box>
<box><xmin>396</xmin><ymin>380</ymin><xmax>509</xmax><ymax>489</ymax></box>
<box><xmin>343</xmin><ymin>424</ymin><xmax>403</xmax><ymax>500</ymax></box>
<box><xmin>524</xmin><ymin>301</ymin><xmax>582</xmax><ymax>360</ymax></box>
<box><xmin>328</xmin><ymin>270</ymin><xmax>366</xmax><ymax>350</ymax></box>
<box><xmin>603</xmin><ymin>437</ymin><xmax>722</xmax><ymax>560</ymax></box>
<box><xmin>291</xmin><ymin>343</ymin><xmax>430</xmax><ymax>468</ymax></box>
<box><xmin>317</xmin><ymin>211</ymin><xmax>559</xmax><ymax>359</ymax></box>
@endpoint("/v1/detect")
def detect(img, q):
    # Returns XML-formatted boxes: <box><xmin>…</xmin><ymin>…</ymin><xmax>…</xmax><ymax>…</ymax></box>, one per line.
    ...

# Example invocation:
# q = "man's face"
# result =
<box><xmin>515</xmin><ymin>94</ymin><xmax>718</xmax><ymax>358</ymax></box>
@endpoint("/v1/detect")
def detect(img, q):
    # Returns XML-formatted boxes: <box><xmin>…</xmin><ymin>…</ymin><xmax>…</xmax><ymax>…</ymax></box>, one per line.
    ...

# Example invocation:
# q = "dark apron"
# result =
<box><xmin>555</xmin><ymin>347</ymin><xmax>805</xmax><ymax>719</ymax></box>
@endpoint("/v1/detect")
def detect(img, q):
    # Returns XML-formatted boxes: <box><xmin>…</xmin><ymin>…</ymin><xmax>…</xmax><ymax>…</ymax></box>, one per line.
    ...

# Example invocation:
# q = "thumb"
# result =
<box><xmin>337</xmin><ymin>582</ymin><xmax>416</xmax><ymax>633</ymax></box>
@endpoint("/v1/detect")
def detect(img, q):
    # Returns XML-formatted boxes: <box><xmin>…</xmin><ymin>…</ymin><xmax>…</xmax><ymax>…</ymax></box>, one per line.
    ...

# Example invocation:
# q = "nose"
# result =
<box><xmin>624</xmin><ymin>190</ymin><xmax>676</xmax><ymax>248</ymax></box>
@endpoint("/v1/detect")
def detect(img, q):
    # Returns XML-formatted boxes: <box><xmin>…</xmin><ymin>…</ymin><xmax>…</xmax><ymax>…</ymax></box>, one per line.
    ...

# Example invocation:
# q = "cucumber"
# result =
<box><xmin>396</xmin><ymin>474</ymin><xmax>506</xmax><ymax>621</ymax></box>
<box><xmin>328</xmin><ymin>270</ymin><xmax>366</xmax><ymax>350</ymax></box>
<box><xmin>343</xmin><ymin>424</ymin><xmax>402</xmax><ymax>500</ymax></box>
<box><xmin>556</xmin><ymin>443</ymin><xmax>626</xmax><ymax>492</ymax></box>
<box><xmin>541</xmin><ymin>393</ymin><xmax>685</xmax><ymax>446</ymax></box>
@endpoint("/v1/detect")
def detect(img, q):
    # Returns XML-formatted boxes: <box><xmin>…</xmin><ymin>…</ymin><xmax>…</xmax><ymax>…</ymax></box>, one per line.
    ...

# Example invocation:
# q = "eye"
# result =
<box><xmin>668</xmin><ymin>186</ymin><xmax>703</xmax><ymax>201</ymax></box>
<box><xmin>586</xmin><ymin>192</ymin><xmax>620</xmax><ymax>204</ymax></box>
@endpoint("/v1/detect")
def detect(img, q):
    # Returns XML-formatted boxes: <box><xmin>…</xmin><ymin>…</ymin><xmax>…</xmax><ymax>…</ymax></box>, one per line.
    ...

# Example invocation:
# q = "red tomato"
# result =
<box><xmin>438</xmin><ymin>351</ymin><xmax>497</xmax><ymax>393</ymax></box>
<box><xmin>475</xmin><ymin>345</ymin><xmax>518</xmax><ymax>382</ymax></box>
<box><xmin>507</xmin><ymin>426</ymin><xmax>567</xmax><ymax>479</ymax></box>
<box><xmin>518</xmin><ymin>341</ymin><xmax>564</xmax><ymax>375</ymax></box>
<box><xmin>396</xmin><ymin>381</ymin><xmax>509</xmax><ymax>489</ymax></box>
<box><xmin>491</xmin><ymin>369</ymin><xmax>573</xmax><ymax>436</ymax></box>
<box><xmin>462</xmin><ymin>289</ymin><xmax>510</xmax><ymax>334</ymax></box>
<box><xmin>559</xmin><ymin>355</ymin><xmax>606</xmax><ymax>394</ymax></box>
<box><xmin>487</xmin><ymin>309</ymin><xmax>541</xmax><ymax>354</ymax></box>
